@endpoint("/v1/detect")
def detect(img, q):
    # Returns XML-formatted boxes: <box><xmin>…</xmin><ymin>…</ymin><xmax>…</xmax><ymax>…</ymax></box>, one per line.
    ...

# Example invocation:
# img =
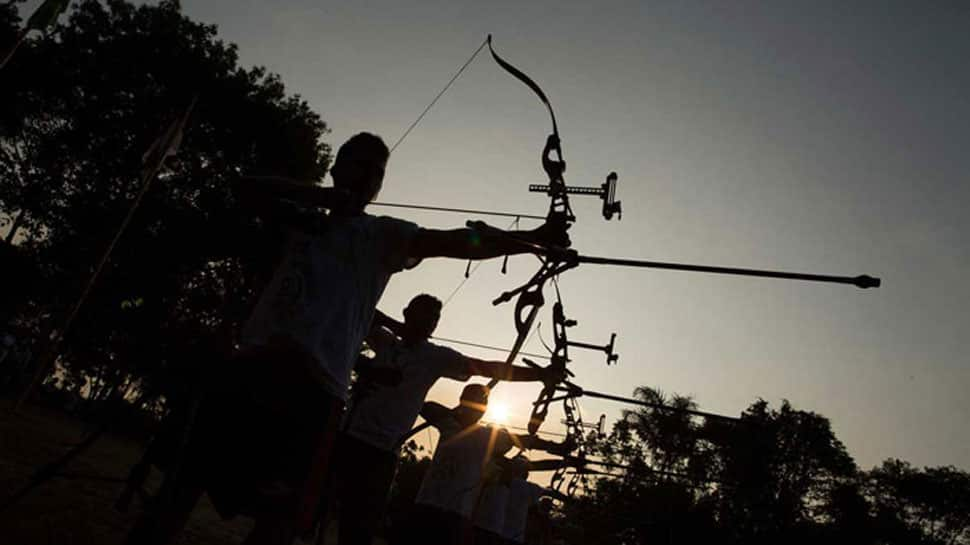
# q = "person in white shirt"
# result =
<box><xmin>473</xmin><ymin>461</ymin><xmax>513</xmax><ymax>545</ymax></box>
<box><xmin>333</xmin><ymin>293</ymin><xmax>563</xmax><ymax>545</ymax></box>
<box><xmin>500</xmin><ymin>456</ymin><xmax>568</xmax><ymax>545</ymax></box>
<box><xmin>402</xmin><ymin>384</ymin><xmax>574</xmax><ymax>545</ymax></box>
<box><xmin>123</xmin><ymin>132</ymin><xmax>571</xmax><ymax>545</ymax></box>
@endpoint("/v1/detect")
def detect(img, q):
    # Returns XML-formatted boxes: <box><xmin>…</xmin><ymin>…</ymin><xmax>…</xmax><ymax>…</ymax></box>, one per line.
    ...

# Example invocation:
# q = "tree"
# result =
<box><xmin>562</xmin><ymin>395</ymin><xmax>860</xmax><ymax>544</ymax></box>
<box><xmin>866</xmin><ymin>459</ymin><xmax>970</xmax><ymax>545</ymax></box>
<box><xmin>708</xmin><ymin>399</ymin><xmax>857</xmax><ymax>543</ymax></box>
<box><xmin>0</xmin><ymin>0</ymin><xmax>331</xmax><ymax>412</ymax></box>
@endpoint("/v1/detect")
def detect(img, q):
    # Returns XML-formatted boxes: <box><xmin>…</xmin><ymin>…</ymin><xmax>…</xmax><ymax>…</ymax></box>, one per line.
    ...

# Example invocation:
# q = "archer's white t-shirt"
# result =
<box><xmin>474</xmin><ymin>480</ymin><xmax>510</xmax><ymax>534</ymax></box>
<box><xmin>240</xmin><ymin>214</ymin><xmax>418</xmax><ymax>400</ymax></box>
<box><xmin>503</xmin><ymin>478</ymin><xmax>547</xmax><ymax>543</ymax></box>
<box><xmin>415</xmin><ymin>419</ymin><xmax>515</xmax><ymax>518</ymax></box>
<box><xmin>343</xmin><ymin>328</ymin><xmax>471</xmax><ymax>451</ymax></box>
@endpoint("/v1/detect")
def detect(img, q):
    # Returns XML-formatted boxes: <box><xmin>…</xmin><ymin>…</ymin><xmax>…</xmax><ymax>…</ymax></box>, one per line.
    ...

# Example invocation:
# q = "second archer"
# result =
<box><xmin>330</xmin><ymin>293</ymin><xmax>565</xmax><ymax>545</ymax></box>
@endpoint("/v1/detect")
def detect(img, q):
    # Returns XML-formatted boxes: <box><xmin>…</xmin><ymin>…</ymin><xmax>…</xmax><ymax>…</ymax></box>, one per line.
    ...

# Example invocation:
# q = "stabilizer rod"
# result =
<box><xmin>549</xmin><ymin>386</ymin><xmax>740</xmax><ymax>423</ymax></box>
<box><xmin>577</xmin><ymin>255</ymin><xmax>880</xmax><ymax>289</ymax></box>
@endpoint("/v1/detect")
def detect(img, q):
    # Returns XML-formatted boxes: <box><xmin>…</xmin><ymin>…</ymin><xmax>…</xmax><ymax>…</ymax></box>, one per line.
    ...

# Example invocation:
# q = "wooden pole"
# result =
<box><xmin>15</xmin><ymin>160</ymin><xmax>169</xmax><ymax>411</ymax></box>
<box><xmin>0</xmin><ymin>29</ymin><xmax>28</xmax><ymax>72</ymax></box>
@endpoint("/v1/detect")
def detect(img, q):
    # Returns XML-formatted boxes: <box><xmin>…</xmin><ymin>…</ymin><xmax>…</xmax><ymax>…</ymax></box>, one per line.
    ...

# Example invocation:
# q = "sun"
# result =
<box><xmin>485</xmin><ymin>401</ymin><xmax>510</xmax><ymax>424</ymax></box>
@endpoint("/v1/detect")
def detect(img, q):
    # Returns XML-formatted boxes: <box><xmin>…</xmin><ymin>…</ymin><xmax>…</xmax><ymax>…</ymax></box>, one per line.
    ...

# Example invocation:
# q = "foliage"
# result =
<box><xmin>866</xmin><ymin>459</ymin><xmax>970</xmax><ymax>545</ymax></box>
<box><xmin>0</xmin><ymin>0</ymin><xmax>331</xmax><ymax>411</ymax></box>
<box><xmin>556</xmin><ymin>393</ymin><xmax>970</xmax><ymax>545</ymax></box>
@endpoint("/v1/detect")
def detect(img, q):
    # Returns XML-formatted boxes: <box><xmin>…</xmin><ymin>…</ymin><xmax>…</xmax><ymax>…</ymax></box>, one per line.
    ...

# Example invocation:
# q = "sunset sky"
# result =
<box><xmin>26</xmin><ymin>1</ymin><xmax>970</xmax><ymax>472</ymax></box>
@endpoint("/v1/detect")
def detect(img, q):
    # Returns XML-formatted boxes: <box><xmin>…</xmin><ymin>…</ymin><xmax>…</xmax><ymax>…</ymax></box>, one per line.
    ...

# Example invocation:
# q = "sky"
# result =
<box><xmin>24</xmin><ymin>1</ymin><xmax>970</xmax><ymax>471</ymax></box>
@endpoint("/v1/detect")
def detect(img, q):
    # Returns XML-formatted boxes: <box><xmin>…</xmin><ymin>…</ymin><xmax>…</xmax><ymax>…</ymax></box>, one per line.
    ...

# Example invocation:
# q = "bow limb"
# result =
<box><xmin>487</xmin><ymin>36</ymin><xmax>573</xmax><ymax>223</ymax></box>
<box><xmin>527</xmin><ymin>362</ymin><xmax>560</xmax><ymax>434</ymax></box>
<box><xmin>527</xmin><ymin>287</ymin><xmax>571</xmax><ymax>435</ymax></box>
<box><xmin>487</xmin><ymin>35</ymin><xmax>559</xmax><ymax>136</ymax></box>
<box><xmin>486</xmin><ymin>301</ymin><xmax>541</xmax><ymax>389</ymax></box>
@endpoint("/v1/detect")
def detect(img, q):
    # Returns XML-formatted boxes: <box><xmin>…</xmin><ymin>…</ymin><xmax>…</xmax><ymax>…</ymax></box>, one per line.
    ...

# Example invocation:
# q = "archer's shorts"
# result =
<box><xmin>395</xmin><ymin>503</ymin><xmax>467</xmax><ymax>545</ymax></box>
<box><xmin>333</xmin><ymin>432</ymin><xmax>399</xmax><ymax>533</ymax></box>
<box><xmin>182</xmin><ymin>348</ymin><xmax>344</xmax><ymax>529</ymax></box>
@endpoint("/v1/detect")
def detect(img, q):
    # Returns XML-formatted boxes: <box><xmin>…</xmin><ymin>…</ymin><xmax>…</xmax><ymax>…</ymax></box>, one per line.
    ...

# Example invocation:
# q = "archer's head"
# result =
<box><xmin>402</xmin><ymin>293</ymin><xmax>442</xmax><ymax>342</ymax></box>
<box><xmin>330</xmin><ymin>132</ymin><xmax>389</xmax><ymax>213</ymax></box>
<box><xmin>456</xmin><ymin>383</ymin><xmax>490</xmax><ymax>426</ymax></box>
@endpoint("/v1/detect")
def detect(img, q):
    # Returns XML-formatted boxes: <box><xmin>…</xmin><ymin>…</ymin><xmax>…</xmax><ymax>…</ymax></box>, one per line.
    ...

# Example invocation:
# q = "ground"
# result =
<box><xmin>0</xmin><ymin>395</ymin><xmax>257</xmax><ymax>545</ymax></box>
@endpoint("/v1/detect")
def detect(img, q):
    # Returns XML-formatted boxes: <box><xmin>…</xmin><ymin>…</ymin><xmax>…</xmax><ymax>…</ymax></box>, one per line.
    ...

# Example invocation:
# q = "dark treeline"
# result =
<box><xmin>1</xmin><ymin>0</ymin><xmax>329</xmax><ymax>425</ymax></box>
<box><xmin>539</xmin><ymin>389</ymin><xmax>970</xmax><ymax>544</ymax></box>
<box><xmin>1</xmin><ymin>3</ymin><xmax>968</xmax><ymax>545</ymax></box>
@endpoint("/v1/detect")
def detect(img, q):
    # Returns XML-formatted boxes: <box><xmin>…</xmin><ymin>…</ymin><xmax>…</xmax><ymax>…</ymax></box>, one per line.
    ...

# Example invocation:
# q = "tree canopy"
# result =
<box><xmin>549</xmin><ymin>392</ymin><xmax>970</xmax><ymax>545</ymax></box>
<box><xmin>1</xmin><ymin>0</ymin><xmax>331</xmax><ymax>409</ymax></box>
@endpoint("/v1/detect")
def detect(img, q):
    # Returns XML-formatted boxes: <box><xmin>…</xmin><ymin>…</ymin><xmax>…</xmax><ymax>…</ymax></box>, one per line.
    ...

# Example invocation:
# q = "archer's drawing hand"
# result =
<box><xmin>564</xmin><ymin>454</ymin><xmax>586</xmax><ymax>468</ymax></box>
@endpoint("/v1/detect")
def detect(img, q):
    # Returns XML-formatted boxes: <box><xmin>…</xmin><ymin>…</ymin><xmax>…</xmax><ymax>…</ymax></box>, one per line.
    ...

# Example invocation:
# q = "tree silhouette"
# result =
<box><xmin>0</xmin><ymin>0</ymin><xmax>331</xmax><ymax>412</ymax></box>
<box><xmin>866</xmin><ymin>459</ymin><xmax>970</xmax><ymax>545</ymax></box>
<box><xmin>710</xmin><ymin>399</ymin><xmax>857</xmax><ymax>543</ymax></box>
<box><xmin>562</xmin><ymin>397</ymin><xmax>863</xmax><ymax>544</ymax></box>
<box><xmin>552</xmin><ymin>391</ymin><xmax>970</xmax><ymax>545</ymax></box>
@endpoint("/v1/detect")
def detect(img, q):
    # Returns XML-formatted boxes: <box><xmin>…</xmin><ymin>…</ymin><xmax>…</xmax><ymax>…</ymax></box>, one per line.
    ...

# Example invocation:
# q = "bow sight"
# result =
<box><xmin>552</xmin><ymin>302</ymin><xmax>619</xmax><ymax>366</ymax></box>
<box><xmin>530</xmin><ymin>170</ymin><xmax>621</xmax><ymax>221</ymax></box>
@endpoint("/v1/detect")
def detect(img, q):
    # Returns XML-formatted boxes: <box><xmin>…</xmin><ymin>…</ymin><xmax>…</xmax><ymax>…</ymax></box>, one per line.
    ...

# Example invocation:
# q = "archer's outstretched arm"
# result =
<box><xmin>408</xmin><ymin>222</ymin><xmax>569</xmax><ymax>261</ymax></box>
<box><xmin>526</xmin><ymin>458</ymin><xmax>577</xmax><ymax>472</ymax></box>
<box><xmin>465</xmin><ymin>358</ymin><xmax>564</xmax><ymax>384</ymax></box>
<box><xmin>419</xmin><ymin>401</ymin><xmax>454</xmax><ymax>429</ymax></box>
<box><xmin>510</xmin><ymin>434</ymin><xmax>576</xmax><ymax>456</ymax></box>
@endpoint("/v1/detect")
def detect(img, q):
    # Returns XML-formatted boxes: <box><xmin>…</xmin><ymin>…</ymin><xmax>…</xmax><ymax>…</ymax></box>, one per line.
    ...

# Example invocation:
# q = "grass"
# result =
<box><xmin>0</xmin><ymin>395</ymin><xmax>254</xmax><ymax>545</ymax></box>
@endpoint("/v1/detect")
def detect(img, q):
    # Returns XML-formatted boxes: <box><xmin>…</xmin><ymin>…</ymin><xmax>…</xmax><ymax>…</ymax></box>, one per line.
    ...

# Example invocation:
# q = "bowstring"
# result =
<box><xmin>387</xmin><ymin>35</ymin><xmax>519</xmax><ymax>310</ymax></box>
<box><xmin>390</xmin><ymin>36</ymin><xmax>490</xmax><ymax>154</ymax></box>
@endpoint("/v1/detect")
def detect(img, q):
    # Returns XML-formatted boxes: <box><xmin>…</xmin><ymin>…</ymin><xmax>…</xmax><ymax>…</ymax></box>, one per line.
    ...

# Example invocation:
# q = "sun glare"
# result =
<box><xmin>485</xmin><ymin>401</ymin><xmax>510</xmax><ymax>424</ymax></box>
